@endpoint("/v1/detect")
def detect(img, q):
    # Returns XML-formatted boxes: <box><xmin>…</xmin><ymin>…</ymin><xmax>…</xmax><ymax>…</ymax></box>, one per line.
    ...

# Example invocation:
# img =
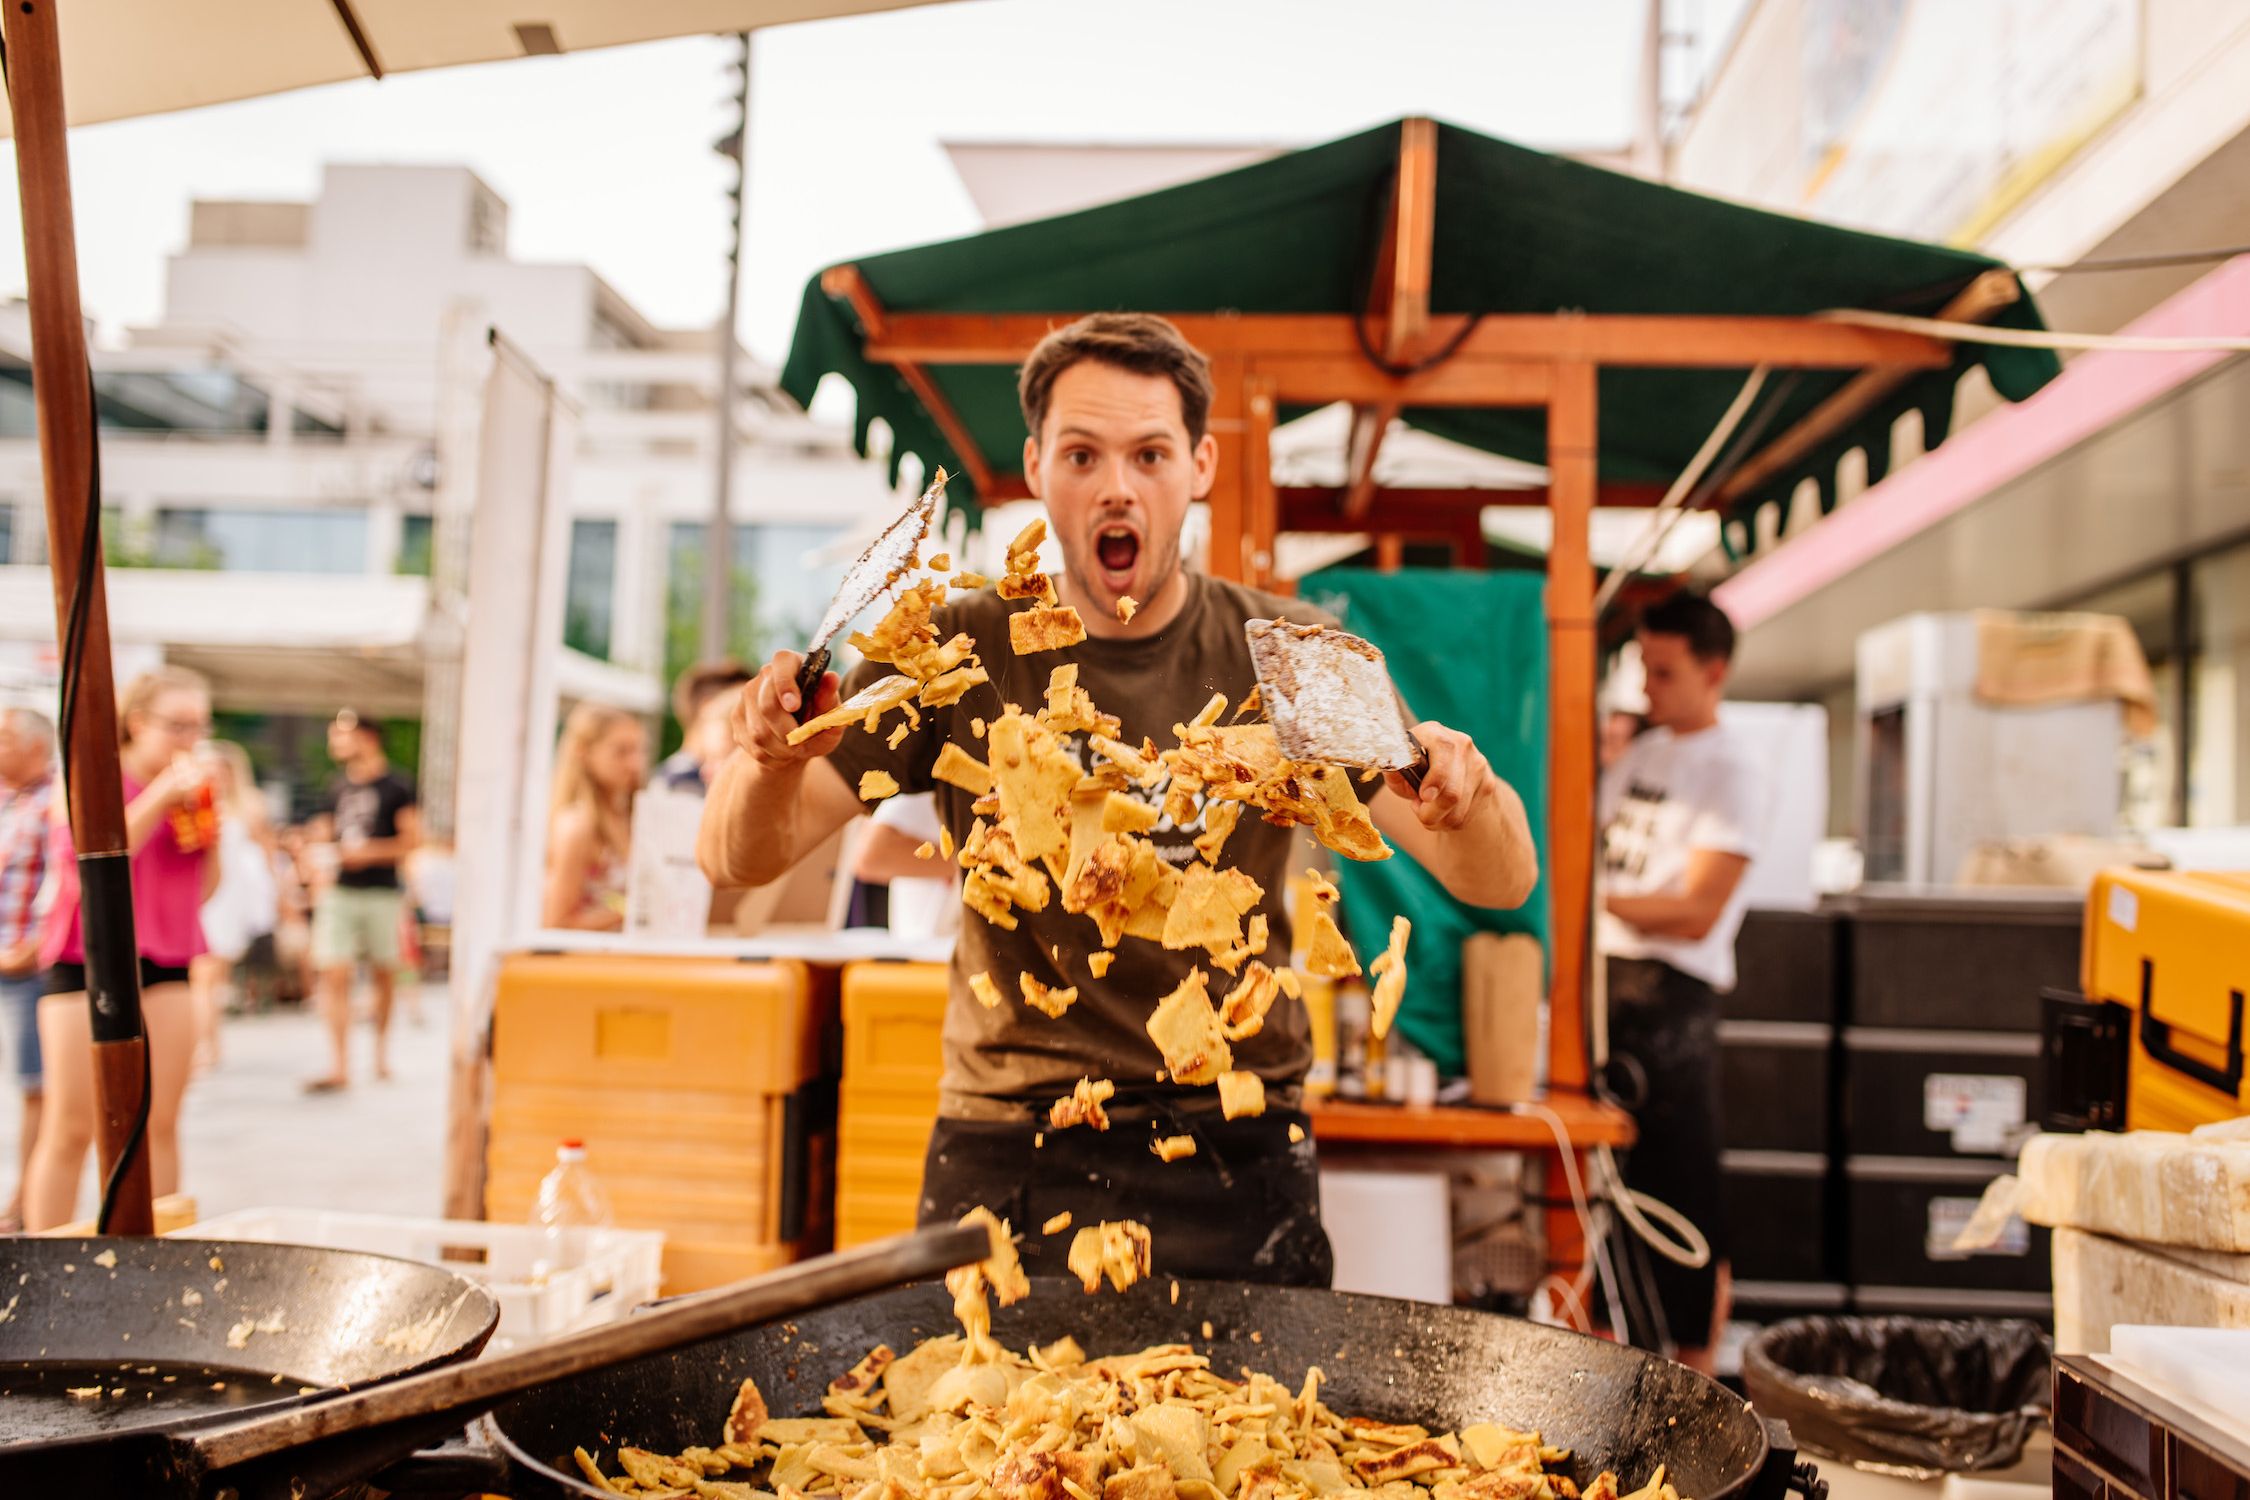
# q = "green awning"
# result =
<box><xmin>781</xmin><ymin>118</ymin><xmax>2059</xmax><ymax>555</ymax></box>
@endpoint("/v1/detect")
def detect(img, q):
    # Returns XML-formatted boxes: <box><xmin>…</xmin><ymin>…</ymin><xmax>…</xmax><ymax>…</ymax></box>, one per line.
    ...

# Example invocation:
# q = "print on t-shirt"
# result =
<box><xmin>1601</xmin><ymin>778</ymin><xmax>1671</xmax><ymax>882</ymax></box>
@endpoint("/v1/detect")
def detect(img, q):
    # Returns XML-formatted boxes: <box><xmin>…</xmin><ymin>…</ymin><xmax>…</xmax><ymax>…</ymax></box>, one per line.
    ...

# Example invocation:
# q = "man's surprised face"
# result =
<box><xmin>1025</xmin><ymin>360</ymin><xmax>1216</xmax><ymax>615</ymax></box>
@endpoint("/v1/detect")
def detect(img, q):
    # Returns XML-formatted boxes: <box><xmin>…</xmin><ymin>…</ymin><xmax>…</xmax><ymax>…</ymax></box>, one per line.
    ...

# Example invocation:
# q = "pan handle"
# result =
<box><xmin>365</xmin><ymin>1428</ymin><xmax>512</xmax><ymax>1496</ymax></box>
<box><xmin>183</xmin><ymin>1223</ymin><xmax>990</xmax><ymax>1482</ymax></box>
<box><xmin>1755</xmin><ymin>1416</ymin><xmax>1826</xmax><ymax>1500</ymax></box>
<box><xmin>794</xmin><ymin>645</ymin><xmax>832</xmax><ymax>725</ymax></box>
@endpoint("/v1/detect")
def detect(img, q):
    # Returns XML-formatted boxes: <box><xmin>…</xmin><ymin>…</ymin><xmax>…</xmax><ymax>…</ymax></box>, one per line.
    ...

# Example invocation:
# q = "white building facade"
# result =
<box><xmin>0</xmin><ymin>163</ymin><xmax>902</xmax><ymax>812</ymax></box>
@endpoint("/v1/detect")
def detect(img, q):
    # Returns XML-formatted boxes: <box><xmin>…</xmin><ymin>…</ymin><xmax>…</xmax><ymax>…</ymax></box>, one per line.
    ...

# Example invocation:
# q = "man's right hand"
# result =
<box><xmin>735</xmin><ymin>650</ymin><xmax>847</xmax><ymax>770</ymax></box>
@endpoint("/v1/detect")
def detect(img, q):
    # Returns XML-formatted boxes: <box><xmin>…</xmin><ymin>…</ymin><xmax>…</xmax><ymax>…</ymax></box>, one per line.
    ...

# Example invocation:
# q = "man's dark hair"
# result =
<box><xmin>1018</xmin><ymin>313</ymin><xmax>1214</xmax><ymax>447</ymax></box>
<box><xmin>334</xmin><ymin>707</ymin><xmax>385</xmax><ymax>740</ymax></box>
<box><xmin>671</xmin><ymin>659</ymin><xmax>754</xmax><ymax>729</ymax></box>
<box><xmin>1637</xmin><ymin>590</ymin><xmax>1736</xmax><ymax>665</ymax></box>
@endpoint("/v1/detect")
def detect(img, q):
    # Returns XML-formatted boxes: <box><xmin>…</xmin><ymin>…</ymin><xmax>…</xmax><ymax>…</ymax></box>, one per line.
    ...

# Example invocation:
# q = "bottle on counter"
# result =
<box><xmin>1335</xmin><ymin>982</ymin><xmax>1372</xmax><ymax>1100</ymax></box>
<box><xmin>530</xmin><ymin>1139</ymin><xmax>614</xmax><ymax>1271</ymax></box>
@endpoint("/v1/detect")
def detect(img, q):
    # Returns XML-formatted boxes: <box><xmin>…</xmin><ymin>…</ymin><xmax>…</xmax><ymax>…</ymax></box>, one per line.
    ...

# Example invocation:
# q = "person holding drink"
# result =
<box><xmin>22</xmin><ymin>666</ymin><xmax>220</xmax><ymax>1230</ymax></box>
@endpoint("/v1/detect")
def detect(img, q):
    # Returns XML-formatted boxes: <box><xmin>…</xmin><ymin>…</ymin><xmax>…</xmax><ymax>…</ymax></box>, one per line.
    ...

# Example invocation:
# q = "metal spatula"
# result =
<box><xmin>1246</xmin><ymin>617</ymin><xmax>1428</xmax><ymax>791</ymax></box>
<box><xmin>793</xmin><ymin>466</ymin><xmax>950</xmax><ymax>722</ymax></box>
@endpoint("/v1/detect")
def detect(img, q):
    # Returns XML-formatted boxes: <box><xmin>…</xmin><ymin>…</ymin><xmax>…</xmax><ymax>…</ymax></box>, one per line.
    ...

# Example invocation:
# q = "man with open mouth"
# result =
<box><xmin>701</xmin><ymin>313</ymin><xmax>1537</xmax><ymax>1285</ymax></box>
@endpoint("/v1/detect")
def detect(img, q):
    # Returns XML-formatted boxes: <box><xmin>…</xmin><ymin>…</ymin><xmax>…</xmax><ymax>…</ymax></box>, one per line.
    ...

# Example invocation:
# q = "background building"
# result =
<box><xmin>0</xmin><ymin>163</ymin><xmax>902</xmax><ymax>815</ymax></box>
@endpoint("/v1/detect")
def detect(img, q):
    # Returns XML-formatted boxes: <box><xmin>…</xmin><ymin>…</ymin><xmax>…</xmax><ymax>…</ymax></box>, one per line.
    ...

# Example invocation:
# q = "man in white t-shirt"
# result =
<box><xmin>1596</xmin><ymin>590</ymin><xmax>1758</xmax><ymax>1372</ymax></box>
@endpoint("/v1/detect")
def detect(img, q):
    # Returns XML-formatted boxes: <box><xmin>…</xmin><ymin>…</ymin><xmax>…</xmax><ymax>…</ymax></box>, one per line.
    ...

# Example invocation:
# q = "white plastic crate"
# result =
<box><xmin>182</xmin><ymin>1207</ymin><xmax>664</xmax><ymax>1351</ymax></box>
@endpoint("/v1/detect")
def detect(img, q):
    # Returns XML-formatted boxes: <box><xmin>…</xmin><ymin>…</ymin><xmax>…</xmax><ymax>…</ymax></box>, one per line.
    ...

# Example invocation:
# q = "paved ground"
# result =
<box><xmin>1</xmin><ymin>988</ymin><xmax>452</xmax><ymax>1226</ymax></box>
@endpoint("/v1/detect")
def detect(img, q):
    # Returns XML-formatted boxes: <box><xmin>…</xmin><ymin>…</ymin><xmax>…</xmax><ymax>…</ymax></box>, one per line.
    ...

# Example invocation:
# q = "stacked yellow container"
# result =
<box><xmin>484</xmin><ymin>953</ymin><xmax>837</xmax><ymax>1292</ymax></box>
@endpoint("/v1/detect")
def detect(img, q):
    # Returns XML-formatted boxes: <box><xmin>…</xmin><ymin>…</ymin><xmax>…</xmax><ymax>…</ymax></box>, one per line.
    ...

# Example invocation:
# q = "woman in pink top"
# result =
<box><xmin>22</xmin><ymin>666</ymin><xmax>220</xmax><ymax>1230</ymax></box>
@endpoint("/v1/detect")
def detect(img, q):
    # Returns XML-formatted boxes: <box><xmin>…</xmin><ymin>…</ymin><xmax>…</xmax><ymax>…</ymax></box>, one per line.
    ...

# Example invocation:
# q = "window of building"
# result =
<box><xmin>564</xmin><ymin>519</ymin><xmax>617</xmax><ymax>660</ymax></box>
<box><xmin>155</xmin><ymin>508</ymin><xmax>368</xmax><ymax>573</ymax></box>
<box><xmin>396</xmin><ymin>515</ymin><xmax>435</xmax><ymax>577</ymax></box>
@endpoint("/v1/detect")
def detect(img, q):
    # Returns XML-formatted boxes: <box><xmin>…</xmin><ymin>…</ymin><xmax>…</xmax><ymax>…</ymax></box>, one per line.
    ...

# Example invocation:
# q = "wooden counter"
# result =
<box><xmin>1309</xmin><ymin>1095</ymin><xmax>1634</xmax><ymax>1149</ymax></box>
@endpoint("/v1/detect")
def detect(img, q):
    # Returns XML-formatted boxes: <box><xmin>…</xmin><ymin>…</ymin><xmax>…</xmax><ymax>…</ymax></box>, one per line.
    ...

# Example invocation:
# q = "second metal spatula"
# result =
<box><xmin>793</xmin><ymin>466</ymin><xmax>950</xmax><ymax>721</ymax></box>
<box><xmin>1246</xmin><ymin>617</ymin><xmax>1428</xmax><ymax>790</ymax></box>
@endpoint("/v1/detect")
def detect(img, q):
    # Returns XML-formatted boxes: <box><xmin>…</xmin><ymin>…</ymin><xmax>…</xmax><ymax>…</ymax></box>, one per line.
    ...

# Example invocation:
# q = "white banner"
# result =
<box><xmin>442</xmin><ymin>333</ymin><xmax>579</xmax><ymax>1218</ymax></box>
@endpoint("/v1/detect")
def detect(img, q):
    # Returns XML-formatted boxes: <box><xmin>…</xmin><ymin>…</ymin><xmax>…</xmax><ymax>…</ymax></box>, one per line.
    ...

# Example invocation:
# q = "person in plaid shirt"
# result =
<box><xmin>0</xmin><ymin>707</ymin><xmax>54</xmax><ymax>1231</ymax></box>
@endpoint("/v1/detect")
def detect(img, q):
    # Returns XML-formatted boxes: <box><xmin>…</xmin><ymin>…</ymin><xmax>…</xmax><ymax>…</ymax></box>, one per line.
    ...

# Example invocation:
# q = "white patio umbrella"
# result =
<box><xmin>0</xmin><ymin>0</ymin><xmax>957</xmax><ymax>1233</ymax></box>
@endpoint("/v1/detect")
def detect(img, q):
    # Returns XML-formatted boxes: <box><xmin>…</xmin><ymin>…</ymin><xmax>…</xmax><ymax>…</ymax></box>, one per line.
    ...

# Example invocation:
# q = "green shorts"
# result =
<box><xmin>313</xmin><ymin>885</ymin><xmax>406</xmax><ymax>969</ymax></box>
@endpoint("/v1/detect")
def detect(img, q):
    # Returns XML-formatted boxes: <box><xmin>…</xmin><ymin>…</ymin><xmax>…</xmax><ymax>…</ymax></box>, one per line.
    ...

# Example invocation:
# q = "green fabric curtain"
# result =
<box><xmin>1296</xmin><ymin>568</ymin><xmax>1549</xmax><ymax>1075</ymax></box>
<box><xmin>782</xmin><ymin>117</ymin><xmax>2060</xmax><ymax>549</ymax></box>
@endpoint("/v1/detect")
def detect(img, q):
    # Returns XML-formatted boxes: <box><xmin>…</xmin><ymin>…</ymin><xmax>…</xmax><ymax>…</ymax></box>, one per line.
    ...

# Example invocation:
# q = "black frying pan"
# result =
<box><xmin>0</xmin><ymin>1234</ymin><xmax>500</xmax><ymax>1449</ymax></box>
<box><xmin>485</xmin><ymin>1277</ymin><xmax>1815</xmax><ymax>1500</ymax></box>
<box><xmin>0</xmin><ymin>1225</ymin><xmax>988</xmax><ymax>1499</ymax></box>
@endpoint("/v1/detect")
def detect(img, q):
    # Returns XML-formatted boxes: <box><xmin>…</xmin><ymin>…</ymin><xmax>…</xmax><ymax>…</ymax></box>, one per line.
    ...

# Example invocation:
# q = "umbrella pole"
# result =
<box><xmin>1</xmin><ymin>1</ymin><xmax>153</xmax><ymax>1234</ymax></box>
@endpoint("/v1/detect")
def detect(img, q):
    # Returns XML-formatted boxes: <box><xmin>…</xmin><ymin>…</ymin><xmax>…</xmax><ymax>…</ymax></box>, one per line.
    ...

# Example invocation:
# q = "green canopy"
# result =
<box><xmin>781</xmin><ymin>118</ymin><xmax>2058</xmax><ymax>554</ymax></box>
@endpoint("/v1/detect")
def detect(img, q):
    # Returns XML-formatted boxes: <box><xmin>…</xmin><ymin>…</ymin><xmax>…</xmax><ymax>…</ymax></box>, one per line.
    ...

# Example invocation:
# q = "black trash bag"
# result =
<box><xmin>1743</xmin><ymin>1317</ymin><xmax>2051</xmax><ymax>1477</ymax></box>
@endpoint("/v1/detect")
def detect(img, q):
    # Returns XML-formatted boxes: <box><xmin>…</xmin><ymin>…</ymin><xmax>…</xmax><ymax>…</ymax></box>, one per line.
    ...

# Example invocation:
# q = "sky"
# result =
<box><xmin>0</xmin><ymin>0</ymin><xmax>1749</xmax><ymax>367</ymax></box>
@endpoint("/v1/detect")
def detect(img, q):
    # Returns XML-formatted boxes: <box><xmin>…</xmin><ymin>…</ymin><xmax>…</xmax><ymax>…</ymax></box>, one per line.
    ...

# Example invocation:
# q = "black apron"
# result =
<box><xmin>915</xmin><ymin>1098</ymin><xmax>1334</xmax><ymax>1287</ymax></box>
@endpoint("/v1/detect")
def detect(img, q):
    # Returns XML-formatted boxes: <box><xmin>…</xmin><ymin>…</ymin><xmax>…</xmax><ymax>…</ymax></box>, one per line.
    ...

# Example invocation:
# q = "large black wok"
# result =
<box><xmin>0</xmin><ymin>1233</ymin><xmax>500</xmax><ymax>1451</ymax></box>
<box><xmin>487</xmin><ymin>1277</ymin><xmax>1819</xmax><ymax>1500</ymax></box>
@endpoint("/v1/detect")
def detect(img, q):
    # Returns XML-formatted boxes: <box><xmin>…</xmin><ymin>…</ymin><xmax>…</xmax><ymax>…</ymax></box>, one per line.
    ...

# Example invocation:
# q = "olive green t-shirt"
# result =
<box><xmin>826</xmin><ymin>571</ymin><xmax>1338</xmax><ymax>1118</ymax></box>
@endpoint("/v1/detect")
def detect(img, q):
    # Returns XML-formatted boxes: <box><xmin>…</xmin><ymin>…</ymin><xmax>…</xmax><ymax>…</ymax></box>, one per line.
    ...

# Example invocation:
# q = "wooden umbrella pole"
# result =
<box><xmin>2</xmin><ymin>0</ymin><xmax>153</xmax><ymax>1233</ymax></box>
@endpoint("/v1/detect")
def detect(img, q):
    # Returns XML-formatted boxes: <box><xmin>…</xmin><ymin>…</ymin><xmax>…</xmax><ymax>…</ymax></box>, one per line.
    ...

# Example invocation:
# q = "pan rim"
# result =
<box><xmin>486</xmin><ymin>1276</ymin><xmax>1771</xmax><ymax>1500</ymax></box>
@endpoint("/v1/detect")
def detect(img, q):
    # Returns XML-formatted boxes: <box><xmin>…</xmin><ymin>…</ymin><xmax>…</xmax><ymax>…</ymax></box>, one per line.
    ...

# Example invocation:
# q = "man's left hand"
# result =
<box><xmin>1383</xmin><ymin>720</ymin><xmax>1493</xmax><ymax>832</ymax></box>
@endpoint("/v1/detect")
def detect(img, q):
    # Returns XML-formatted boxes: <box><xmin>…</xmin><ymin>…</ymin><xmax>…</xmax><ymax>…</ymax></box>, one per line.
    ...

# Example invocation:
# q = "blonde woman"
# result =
<box><xmin>541</xmin><ymin>703</ymin><xmax>649</xmax><ymax>931</ymax></box>
<box><xmin>25</xmin><ymin>666</ymin><xmax>218</xmax><ymax>1230</ymax></box>
<box><xmin>190</xmin><ymin>740</ymin><xmax>277</xmax><ymax>1071</ymax></box>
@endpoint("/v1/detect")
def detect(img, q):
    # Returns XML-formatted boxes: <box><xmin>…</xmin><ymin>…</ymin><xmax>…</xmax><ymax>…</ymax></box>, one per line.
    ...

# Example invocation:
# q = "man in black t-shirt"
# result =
<box><xmin>305</xmin><ymin>708</ymin><xmax>418</xmax><ymax>1092</ymax></box>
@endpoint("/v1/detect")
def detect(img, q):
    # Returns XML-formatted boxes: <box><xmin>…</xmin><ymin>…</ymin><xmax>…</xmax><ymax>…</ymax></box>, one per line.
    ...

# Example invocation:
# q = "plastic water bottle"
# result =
<box><xmin>529</xmin><ymin>1139</ymin><xmax>614</xmax><ymax>1271</ymax></box>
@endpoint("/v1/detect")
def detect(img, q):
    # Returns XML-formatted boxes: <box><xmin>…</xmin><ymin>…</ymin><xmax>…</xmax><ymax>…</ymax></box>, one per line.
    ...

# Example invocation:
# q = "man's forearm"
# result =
<box><xmin>1385</xmin><ymin>778</ymin><xmax>1539</xmax><ymax>909</ymax></box>
<box><xmin>1605</xmin><ymin>890</ymin><xmax>1719</xmax><ymax>941</ymax></box>
<box><xmin>698</xmin><ymin>754</ymin><xmax>808</xmax><ymax>888</ymax></box>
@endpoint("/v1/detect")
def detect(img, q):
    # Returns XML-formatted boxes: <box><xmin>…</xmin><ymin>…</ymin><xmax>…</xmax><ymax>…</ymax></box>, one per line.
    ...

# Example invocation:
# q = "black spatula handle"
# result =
<box><xmin>1396</xmin><ymin>741</ymin><xmax>1429</xmax><ymax>794</ymax></box>
<box><xmin>793</xmin><ymin>645</ymin><xmax>831</xmax><ymax>724</ymax></box>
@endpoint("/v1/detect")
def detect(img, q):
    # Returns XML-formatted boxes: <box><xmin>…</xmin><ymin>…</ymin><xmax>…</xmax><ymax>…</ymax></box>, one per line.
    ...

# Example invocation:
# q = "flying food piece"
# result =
<box><xmin>1043</xmin><ymin>1211</ymin><xmax>1072</xmax><ymax>1235</ymax></box>
<box><xmin>1233</xmin><ymin>684</ymin><xmax>1264</xmax><ymax>720</ymax></box>
<box><xmin>962</xmin><ymin>874</ymin><xmax>1019</xmax><ymax>931</ymax></box>
<box><xmin>1066</xmin><ymin>1220</ymin><xmax>1152</xmax><ymax>1294</ymax></box>
<box><xmin>913</xmin><ymin>841</ymin><xmax>936</xmax><ymax>860</ymax></box>
<box><xmin>919</xmin><ymin>662</ymin><xmax>989</xmax><ymax>707</ymax></box>
<box><xmin>1010</xmin><ymin>605</ymin><xmax>1088</xmax><ymax>655</ymax></box>
<box><xmin>950</xmin><ymin>571</ymin><xmax>990</xmax><ymax>591</ymax></box>
<box><xmin>1165</xmin><ymin>720</ymin><xmax>1392</xmax><ymax>863</ymax></box>
<box><xmin>1088</xmin><ymin>951</ymin><xmax>1114</xmax><ymax>979</ymax></box>
<box><xmin>1020</xmin><ymin>972</ymin><xmax>1078</xmax><ymax>1020</ymax></box>
<box><xmin>1193</xmin><ymin>802</ymin><xmax>1240</xmax><ymax>865</ymax></box>
<box><xmin>1368</xmin><ymin>915</ymin><xmax>1412</xmax><ymax>1039</ymax></box>
<box><xmin>1219</xmin><ymin>962</ymin><xmax>1283</xmax><ymax>1042</ymax></box>
<box><xmin>1190</xmin><ymin>693</ymin><xmax>1228</xmax><ymax>729</ymax></box>
<box><xmin>945</xmin><ymin>1206</ymin><xmax>1029</xmax><ymax>1362</ymax></box>
<box><xmin>1087</xmin><ymin>732</ymin><xmax>1163</xmax><ymax>787</ymax></box>
<box><xmin>1116</xmin><ymin>596</ymin><xmax>1139</xmax><ymax>623</ymax></box>
<box><xmin>998</xmin><ymin>570</ymin><xmax>1059</xmax><ymax>606</ymax></box>
<box><xmin>939</xmin><ymin>826</ymin><xmax>956</xmax><ymax>860</ymax></box>
<box><xmin>1042</xmin><ymin>663</ymin><xmax>1118</xmax><ymax>738</ymax></box>
<box><xmin>933</xmin><ymin>742</ymin><xmax>996</xmax><ymax>796</ymax></box>
<box><xmin>1306</xmin><ymin>867</ymin><xmax>1341</xmax><ymax>903</ymax></box>
<box><xmin>1048</xmin><ymin>1076</ymin><xmax>1115</xmax><ymax>1132</ymax></box>
<box><xmin>1161</xmin><ymin>864</ymin><xmax>1264</xmax><ymax>955</ymax></box>
<box><xmin>1275</xmin><ymin>967</ymin><xmax>1303</xmax><ymax>1000</ymax></box>
<box><xmin>988</xmin><ymin>708</ymin><xmax>1079</xmax><ymax>867</ymax></box>
<box><xmin>887</xmin><ymin>722</ymin><xmax>911</xmax><ymax>749</ymax></box>
<box><xmin>786</xmin><ymin>673</ymin><xmax>919</xmax><ymax>745</ymax></box>
<box><xmin>1151</xmin><ymin>1135</ymin><xmax>1198</xmax><ymax>1163</ymax></box>
<box><xmin>1218</xmin><ymin>1070</ymin><xmax>1267</xmax><ymax>1120</ymax></box>
<box><xmin>1211</xmin><ymin>912</ymin><xmax>1271</xmax><ymax>976</ymax></box>
<box><xmin>859</xmin><ymin>770</ymin><xmax>900</xmax><ymax>801</ymax></box>
<box><xmin>968</xmin><ymin>971</ymin><xmax>1007</xmax><ymax>1009</ymax></box>
<box><xmin>1288</xmin><ymin>1123</ymin><xmax>1307</xmax><ymax>1144</ymax></box>
<box><xmin>928</xmin><ymin>553</ymin><xmax>952</xmax><ymax>572</ymax></box>
<box><xmin>1100</xmin><ymin>791</ymin><xmax>1161</xmax><ymax>836</ymax></box>
<box><xmin>1304</xmin><ymin>908</ymin><xmax>1362</xmax><ymax>979</ymax></box>
<box><xmin>1007</xmin><ymin>517</ymin><xmax>1048</xmax><ymax>558</ymax></box>
<box><xmin>1145</xmin><ymin>970</ymin><xmax>1231</xmax><ymax>1086</ymax></box>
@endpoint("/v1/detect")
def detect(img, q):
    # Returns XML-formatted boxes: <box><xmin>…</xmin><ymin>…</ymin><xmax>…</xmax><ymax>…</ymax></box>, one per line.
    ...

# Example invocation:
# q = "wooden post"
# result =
<box><xmin>2</xmin><ymin>0</ymin><xmax>154</xmax><ymax>1234</ymax></box>
<box><xmin>1204</xmin><ymin>349</ymin><xmax>1246</xmax><ymax>580</ymax></box>
<box><xmin>1545</xmin><ymin>361</ymin><xmax>1598</xmax><ymax>1094</ymax></box>
<box><xmin>1242</xmin><ymin>375</ymin><xmax>1278</xmax><ymax>589</ymax></box>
